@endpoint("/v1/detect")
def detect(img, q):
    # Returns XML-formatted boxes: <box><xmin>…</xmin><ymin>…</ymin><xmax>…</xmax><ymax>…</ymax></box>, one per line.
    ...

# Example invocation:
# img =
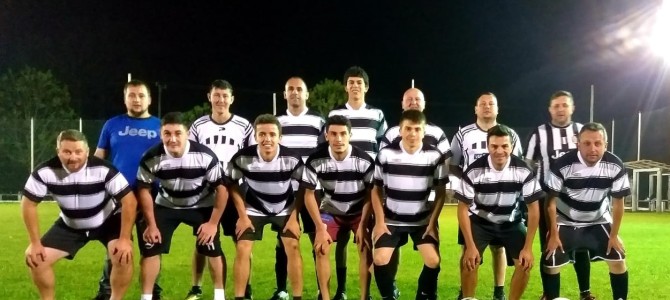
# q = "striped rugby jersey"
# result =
<box><xmin>525</xmin><ymin>122</ymin><xmax>583</xmax><ymax>186</ymax></box>
<box><xmin>545</xmin><ymin>150</ymin><xmax>631</xmax><ymax>226</ymax></box>
<box><xmin>455</xmin><ymin>154</ymin><xmax>542</xmax><ymax>224</ymax></box>
<box><xmin>228</xmin><ymin>145</ymin><xmax>304</xmax><ymax>216</ymax></box>
<box><xmin>23</xmin><ymin>156</ymin><xmax>132</xmax><ymax>230</ymax></box>
<box><xmin>450</xmin><ymin>123</ymin><xmax>523</xmax><ymax>170</ymax></box>
<box><xmin>137</xmin><ymin>141</ymin><xmax>223</xmax><ymax>209</ymax></box>
<box><xmin>374</xmin><ymin>141</ymin><xmax>449</xmax><ymax>226</ymax></box>
<box><xmin>328</xmin><ymin>103</ymin><xmax>387</xmax><ymax>158</ymax></box>
<box><xmin>301</xmin><ymin>144</ymin><xmax>374</xmax><ymax>216</ymax></box>
<box><xmin>380</xmin><ymin>122</ymin><xmax>451</xmax><ymax>154</ymax></box>
<box><xmin>189</xmin><ymin>114</ymin><xmax>254</xmax><ymax>166</ymax></box>
<box><xmin>277</xmin><ymin>108</ymin><xmax>325</xmax><ymax>162</ymax></box>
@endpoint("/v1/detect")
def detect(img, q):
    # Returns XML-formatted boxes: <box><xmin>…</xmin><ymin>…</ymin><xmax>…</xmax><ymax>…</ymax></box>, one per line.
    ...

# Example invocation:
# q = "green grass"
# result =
<box><xmin>1</xmin><ymin>202</ymin><xmax>669</xmax><ymax>299</ymax></box>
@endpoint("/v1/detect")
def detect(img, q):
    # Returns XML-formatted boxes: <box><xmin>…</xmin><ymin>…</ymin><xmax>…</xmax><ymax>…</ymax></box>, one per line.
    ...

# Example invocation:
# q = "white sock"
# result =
<box><xmin>214</xmin><ymin>288</ymin><xmax>225</xmax><ymax>300</ymax></box>
<box><xmin>140</xmin><ymin>294</ymin><xmax>153</xmax><ymax>300</ymax></box>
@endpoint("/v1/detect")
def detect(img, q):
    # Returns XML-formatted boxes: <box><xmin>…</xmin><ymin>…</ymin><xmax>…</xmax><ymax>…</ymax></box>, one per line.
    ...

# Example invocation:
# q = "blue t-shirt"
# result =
<box><xmin>97</xmin><ymin>114</ymin><xmax>161</xmax><ymax>188</ymax></box>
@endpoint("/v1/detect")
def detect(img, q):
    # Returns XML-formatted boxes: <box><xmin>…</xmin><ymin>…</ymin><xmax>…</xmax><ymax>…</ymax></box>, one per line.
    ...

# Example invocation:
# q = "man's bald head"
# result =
<box><xmin>402</xmin><ymin>88</ymin><xmax>426</xmax><ymax>111</ymax></box>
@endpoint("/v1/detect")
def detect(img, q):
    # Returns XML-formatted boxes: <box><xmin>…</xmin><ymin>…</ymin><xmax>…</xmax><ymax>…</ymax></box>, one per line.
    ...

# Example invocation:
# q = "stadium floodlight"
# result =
<box><xmin>650</xmin><ymin>0</ymin><xmax>670</xmax><ymax>60</ymax></box>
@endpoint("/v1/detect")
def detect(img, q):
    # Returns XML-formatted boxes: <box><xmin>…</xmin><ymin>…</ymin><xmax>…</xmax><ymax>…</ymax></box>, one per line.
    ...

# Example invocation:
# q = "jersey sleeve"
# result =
<box><xmin>545</xmin><ymin>161</ymin><xmax>564</xmax><ymax>193</ymax></box>
<box><xmin>105</xmin><ymin>167</ymin><xmax>132</xmax><ymax>202</ymax></box>
<box><xmin>373</xmin><ymin>151</ymin><xmax>386</xmax><ymax>187</ymax></box>
<box><xmin>22</xmin><ymin>170</ymin><xmax>48</xmax><ymax>203</ymax></box>
<box><xmin>524</xmin><ymin>128</ymin><xmax>540</xmax><ymax>161</ymax></box>
<box><xmin>449</xmin><ymin>130</ymin><xmax>464</xmax><ymax>167</ymax></box>
<box><xmin>511</xmin><ymin>129</ymin><xmax>524</xmax><ymax>157</ymax></box>
<box><xmin>97</xmin><ymin>120</ymin><xmax>112</xmax><ymax>150</ymax></box>
<box><xmin>610</xmin><ymin>162</ymin><xmax>631</xmax><ymax>198</ymax></box>
<box><xmin>453</xmin><ymin>170</ymin><xmax>475</xmax><ymax>205</ymax></box>
<box><xmin>300</xmin><ymin>160</ymin><xmax>319</xmax><ymax>190</ymax></box>
<box><xmin>522</xmin><ymin>171</ymin><xmax>543</xmax><ymax>203</ymax></box>
<box><xmin>188</xmin><ymin>122</ymin><xmax>199</xmax><ymax>142</ymax></box>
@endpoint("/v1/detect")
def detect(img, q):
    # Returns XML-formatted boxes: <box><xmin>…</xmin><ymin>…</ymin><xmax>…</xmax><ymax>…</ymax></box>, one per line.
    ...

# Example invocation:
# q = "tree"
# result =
<box><xmin>181</xmin><ymin>102</ymin><xmax>210</xmax><ymax>126</ymax></box>
<box><xmin>308</xmin><ymin>79</ymin><xmax>347</xmax><ymax>117</ymax></box>
<box><xmin>0</xmin><ymin>67</ymin><xmax>77</xmax><ymax>192</ymax></box>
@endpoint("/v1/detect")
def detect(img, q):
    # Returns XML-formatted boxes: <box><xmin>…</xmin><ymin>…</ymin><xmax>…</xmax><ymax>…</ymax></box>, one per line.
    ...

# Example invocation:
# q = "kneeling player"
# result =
<box><xmin>455</xmin><ymin>125</ymin><xmax>542</xmax><ymax>300</ymax></box>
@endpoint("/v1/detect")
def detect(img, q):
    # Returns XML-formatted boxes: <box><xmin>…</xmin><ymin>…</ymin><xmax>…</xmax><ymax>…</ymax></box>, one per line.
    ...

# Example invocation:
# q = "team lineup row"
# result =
<box><xmin>20</xmin><ymin>66</ymin><xmax>630</xmax><ymax>300</ymax></box>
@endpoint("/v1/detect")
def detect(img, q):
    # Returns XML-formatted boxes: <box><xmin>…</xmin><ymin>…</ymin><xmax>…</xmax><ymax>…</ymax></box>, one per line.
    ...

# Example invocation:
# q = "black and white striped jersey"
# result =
<box><xmin>228</xmin><ymin>145</ymin><xmax>304</xmax><ymax>216</ymax></box>
<box><xmin>189</xmin><ymin>114</ymin><xmax>254</xmax><ymax>166</ymax></box>
<box><xmin>545</xmin><ymin>150</ymin><xmax>631</xmax><ymax>226</ymax></box>
<box><xmin>525</xmin><ymin>122</ymin><xmax>583</xmax><ymax>186</ymax></box>
<box><xmin>301</xmin><ymin>144</ymin><xmax>374</xmax><ymax>216</ymax></box>
<box><xmin>328</xmin><ymin>103</ymin><xmax>387</xmax><ymax>158</ymax></box>
<box><xmin>137</xmin><ymin>141</ymin><xmax>223</xmax><ymax>209</ymax></box>
<box><xmin>455</xmin><ymin>154</ymin><xmax>542</xmax><ymax>224</ymax></box>
<box><xmin>277</xmin><ymin>108</ymin><xmax>325</xmax><ymax>162</ymax></box>
<box><xmin>374</xmin><ymin>141</ymin><xmax>449</xmax><ymax>226</ymax></box>
<box><xmin>379</xmin><ymin>122</ymin><xmax>451</xmax><ymax>154</ymax></box>
<box><xmin>23</xmin><ymin>156</ymin><xmax>132</xmax><ymax>230</ymax></box>
<box><xmin>449</xmin><ymin>123</ymin><xmax>523</xmax><ymax>170</ymax></box>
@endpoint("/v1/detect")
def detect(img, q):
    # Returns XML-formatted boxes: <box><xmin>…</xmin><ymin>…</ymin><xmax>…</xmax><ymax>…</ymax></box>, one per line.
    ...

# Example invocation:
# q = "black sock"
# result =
<box><xmin>544</xmin><ymin>273</ymin><xmax>561</xmax><ymax>300</ymax></box>
<box><xmin>336</xmin><ymin>267</ymin><xmax>347</xmax><ymax>293</ymax></box>
<box><xmin>457</xmin><ymin>289</ymin><xmax>463</xmax><ymax>299</ymax></box>
<box><xmin>191</xmin><ymin>285</ymin><xmax>202</xmax><ymax>293</ymax></box>
<box><xmin>275</xmin><ymin>241</ymin><xmax>288</xmax><ymax>291</ymax></box>
<box><xmin>539</xmin><ymin>268</ymin><xmax>549</xmax><ymax>296</ymax></box>
<box><xmin>374</xmin><ymin>263</ymin><xmax>397</xmax><ymax>299</ymax></box>
<box><xmin>245</xmin><ymin>283</ymin><xmax>252</xmax><ymax>297</ymax></box>
<box><xmin>493</xmin><ymin>285</ymin><xmax>504</xmax><ymax>297</ymax></box>
<box><xmin>610</xmin><ymin>271</ymin><xmax>628</xmax><ymax>300</ymax></box>
<box><xmin>573</xmin><ymin>251</ymin><xmax>591</xmax><ymax>293</ymax></box>
<box><xmin>293</xmin><ymin>297</ymin><xmax>302</xmax><ymax>300</ymax></box>
<box><xmin>417</xmin><ymin>265</ymin><xmax>440</xmax><ymax>297</ymax></box>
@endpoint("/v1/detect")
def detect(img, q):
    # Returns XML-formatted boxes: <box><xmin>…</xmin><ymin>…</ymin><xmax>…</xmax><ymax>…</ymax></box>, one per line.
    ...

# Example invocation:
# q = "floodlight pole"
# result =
<box><xmin>590</xmin><ymin>84</ymin><xmax>594</xmax><ymax>122</ymax></box>
<box><xmin>155</xmin><ymin>82</ymin><xmax>167</xmax><ymax>118</ymax></box>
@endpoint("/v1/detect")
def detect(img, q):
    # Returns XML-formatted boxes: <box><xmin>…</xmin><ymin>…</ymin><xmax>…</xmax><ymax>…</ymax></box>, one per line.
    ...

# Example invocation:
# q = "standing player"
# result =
<box><xmin>22</xmin><ymin>130</ymin><xmax>136</xmax><ymax>300</ymax></box>
<box><xmin>270</xmin><ymin>76</ymin><xmax>326</xmax><ymax>300</ymax></box>
<box><xmin>138</xmin><ymin>112</ymin><xmax>228</xmax><ymax>300</ymax></box>
<box><xmin>93</xmin><ymin>79</ymin><xmax>161</xmax><ymax>300</ymax></box>
<box><xmin>543</xmin><ymin>123</ymin><xmax>630</xmax><ymax>300</ymax></box>
<box><xmin>380</xmin><ymin>87</ymin><xmax>450</xmax><ymax>153</ymax></box>
<box><xmin>229</xmin><ymin>114</ymin><xmax>305</xmax><ymax>300</ymax></box>
<box><xmin>524</xmin><ymin>91</ymin><xmax>593</xmax><ymax>300</ymax></box>
<box><xmin>371</xmin><ymin>110</ymin><xmax>448</xmax><ymax>300</ymax></box>
<box><xmin>449</xmin><ymin>92</ymin><xmax>523</xmax><ymax>300</ymax></box>
<box><xmin>328</xmin><ymin>66</ymin><xmax>387</xmax><ymax>299</ymax></box>
<box><xmin>456</xmin><ymin>125</ymin><xmax>542</xmax><ymax>300</ymax></box>
<box><xmin>187</xmin><ymin>80</ymin><xmax>254</xmax><ymax>300</ymax></box>
<box><xmin>302</xmin><ymin>115</ymin><xmax>375</xmax><ymax>300</ymax></box>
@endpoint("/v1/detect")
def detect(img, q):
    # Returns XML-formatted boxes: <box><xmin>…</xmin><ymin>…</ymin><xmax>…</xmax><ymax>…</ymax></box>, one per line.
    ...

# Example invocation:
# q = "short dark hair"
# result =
<box><xmin>325</xmin><ymin>115</ymin><xmax>351</xmax><ymax>133</ymax></box>
<box><xmin>579</xmin><ymin>122</ymin><xmax>608</xmax><ymax>142</ymax></box>
<box><xmin>254</xmin><ymin>114</ymin><xmax>282</xmax><ymax>135</ymax></box>
<box><xmin>124</xmin><ymin>79</ymin><xmax>150</xmax><ymax>96</ymax></box>
<box><xmin>286</xmin><ymin>76</ymin><xmax>307</xmax><ymax>88</ymax></box>
<box><xmin>210</xmin><ymin>79</ymin><xmax>233</xmax><ymax>93</ymax></box>
<box><xmin>487</xmin><ymin>124</ymin><xmax>513</xmax><ymax>142</ymax></box>
<box><xmin>476</xmin><ymin>91</ymin><xmax>496</xmax><ymax>104</ymax></box>
<box><xmin>549</xmin><ymin>90</ymin><xmax>574</xmax><ymax>104</ymax></box>
<box><xmin>57</xmin><ymin>129</ymin><xmax>88</xmax><ymax>147</ymax></box>
<box><xmin>161</xmin><ymin>112</ymin><xmax>186</xmax><ymax>127</ymax></box>
<box><xmin>343</xmin><ymin>66</ymin><xmax>369</xmax><ymax>87</ymax></box>
<box><xmin>399</xmin><ymin>109</ymin><xmax>426</xmax><ymax>126</ymax></box>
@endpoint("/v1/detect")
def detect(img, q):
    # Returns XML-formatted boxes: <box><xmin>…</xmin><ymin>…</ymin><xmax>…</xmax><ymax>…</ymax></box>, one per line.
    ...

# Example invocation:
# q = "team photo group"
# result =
<box><xmin>21</xmin><ymin>66</ymin><xmax>630</xmax><ymax>300</ymax></box>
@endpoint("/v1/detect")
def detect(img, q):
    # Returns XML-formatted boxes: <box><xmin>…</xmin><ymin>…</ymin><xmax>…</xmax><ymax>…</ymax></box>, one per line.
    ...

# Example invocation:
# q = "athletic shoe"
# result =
<box><xmin>92</xmin><ymin>293</ymin><xmax>110</xmax><ymax>300</ymax></box>
<box><xmin>493</xmin><ymin>294</ymin><xmax>506</xmax><ymax>300</ymax></box>
<box><xmin>580</xmin><ymin>291</ymin><xmax>596</xmax><ymax>300</ymax></box>
<box><xmin>332</xmin><ymin>291</ymin><xmax>348</xmax><ymax>300</ymax></box>
<box><xmin>268</xmin><ymin>290</ymin><xmax>289</xmax><ymax>300</ymax></box>
<box><xmin>184</xmin><ymin>287</ymin><xmax>203</xmax><ymax>300</ymax></box>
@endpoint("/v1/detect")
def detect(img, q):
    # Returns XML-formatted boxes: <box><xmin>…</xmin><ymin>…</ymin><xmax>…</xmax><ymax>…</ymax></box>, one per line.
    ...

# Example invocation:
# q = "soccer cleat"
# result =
<box><xmin>332</xmin><ymin>291</ymin><xmax>348</xmax><ymax>300</ymax></box>
<box><xmin>492</xmin><ymin>294</ymin><xmax>506</xmax><ymax>300</ymax></box>
<box><xmin>92</xmin><ymin>293</ymin><xmax>110</xmax><ymax>300</ymax></box>
<box><xmin>539</xmin><ymin>295</ymin><xmax>547</xmax><ymax>300</ymax></box>
<box><xmin>184</xmin><ymin>287</ymin><xmax>203</xmax><ymax>300</ymax></box>
<box><xmin>580</xmin><ymin>291</ymin><xmax>596</xmax><ymax>300</ymax></box>
<box><xmin>245</xmin><ymin>284</ymin><xmax>254</xmax><ymax>300</ymax></box>
<box><xmin>268</xmin><ymin>290</ymin><xmax>289</xmax><ymax>300</ymax></box>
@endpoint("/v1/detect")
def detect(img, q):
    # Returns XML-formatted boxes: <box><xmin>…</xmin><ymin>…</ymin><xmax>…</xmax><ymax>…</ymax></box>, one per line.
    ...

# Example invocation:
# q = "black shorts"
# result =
<box><xmin>41</xmin><ymin>214</ymin><xmax>121</xmax><ymax>260</ymax></box>
<box><xmin>221</xmin><ymin>198</ymin><xmax>239</xmax><ymax>237</ymax></box>
<box><xmin>374</xmin><ymin>225</ymin><xmax>439</xmax><ymax>249</ymax></box>
<box><xmin>465</xmin><ymin>215</ymin><xmax>527</xmax><ymax>261</ymax></box>
<box><xmin>239</xmin><ymin>215</ymin><xmax>297</xmax><ymax>241</ymax></box>
<box><xmin>139</xmin><ymin>205</ymin><xmax>222</xmax><ymax>258</ymax></box>
<box><xmin>457</xmin><ymin>226</ymin><xmax>504</xmax><ymax>247</ymax></box>
<box><xmin>543</xmin><ymin>223</ymin><xmax>625</xmax><ymax>268</ymax></box>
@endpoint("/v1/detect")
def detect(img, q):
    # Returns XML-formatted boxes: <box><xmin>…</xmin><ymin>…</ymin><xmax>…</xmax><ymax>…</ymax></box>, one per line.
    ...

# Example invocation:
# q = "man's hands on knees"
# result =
<box><xmin>283</xmin><ymin>217</ymin><xmax>302</xmax><ymax>239</ymax></box>
<box><xmin>112</xmin><ymin>238</ymin><xmax>133</xmax><ymax>264</ymax></box>
<box><xmin>518</xmin><ymin>247</ymin><xmax>533</xmax><ymax>271</ymax></box>
<box><xmin>372</xmin><ymin>222</ymin><xmax>390</xmax><ymax>244</ymax></box>
<box><xmin>355</xmin><ymin>225</ymin><xmax>371</xmax><ymax>252</ymax></box>
<box><xmin>313</xmin><ymin>223</ymin><xmax>332</xmax><ymax>254</ymax></box>
<box><xmin>25</xmin><ymin>242</ymin><xmax>46</xmax><ymax>268</ymax></box>
<box><xmin>235</xmin><ymin>216</ymin><xmax>254</xmax><ymax>240</ymax></box>
<box><xmin>462</xmin><ymin>246</ymin><xmax>480</xmax><ymax>271</ymax></box>
<box><xmin>143</xmin><ymin>224</ymin><xmax>162</xmax><ymax>244</ymax></box>
<box><xmin>197</xmin><ymin>221</ymin><xmax>218</xmax><ymax>245</ymax></box>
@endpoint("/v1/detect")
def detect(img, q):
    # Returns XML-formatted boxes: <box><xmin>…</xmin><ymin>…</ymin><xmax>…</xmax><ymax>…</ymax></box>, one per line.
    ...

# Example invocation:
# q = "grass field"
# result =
<box><xmin>2</xmin><ymin>202</ymin><xmax>669</xmax><ymax>300</ymax></box>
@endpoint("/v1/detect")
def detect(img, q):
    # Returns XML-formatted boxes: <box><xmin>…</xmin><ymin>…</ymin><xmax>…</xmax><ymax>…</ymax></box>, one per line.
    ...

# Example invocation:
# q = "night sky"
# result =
<box><xmin>2</xmin><ymin>1</ymin><xmax>668</xmax><ymax>141</ymax></box>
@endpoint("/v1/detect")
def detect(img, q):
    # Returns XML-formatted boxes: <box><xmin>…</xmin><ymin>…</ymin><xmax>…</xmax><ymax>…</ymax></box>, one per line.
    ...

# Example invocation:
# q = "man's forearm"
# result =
<box><xmin>610</xmin><ymin>198</ymin><xmax>624</xmax><ymax>237</ymax></box>
<box><xmin>304</xmin><ymin>189</ymin><xmax>324</xmax><ymax>229</ymax></box>
<box><xmin>546</xmin><ymin>196</ymin><xmax>558</xmax><ymax>235</ymax></box>
<box><xmin>21</xmin><ymin>198</ymin><xmax>41</xmax><ymax>243</ymax></box>
<box><xmin>208</xmin><ymin>185</ymin><xmax>228</xmax><ymax>224</ymax></box>
<box><xmin>457</xmin><ymin>202</ymin><xmax>476</xmax><ymax>248</ymax></box>
<box><xmin>137</xmin><ymin>187</ymin><xmax>156</xmax><ymax>226</ymax></box>
<box><xmin>119</xmin><ymin>193</ymin><xmax>138</xmax><ymax>240</ymax></box>
<box><xmin>429</xmin><ymin>187</ymin><xmax>446</xmax><ymax>226</ymax></box>
<box><xmin>524</xmin><ymin>201</ymin><xmax>540</xmax><ymax>249</ymax></box>
<box><xmin>230</xmin><ymin>184</ymin><xmax>248</xmax><ymax>218</ymax></box>
<box><xmin>370</xmin><ymin>186</ymin><xmax>385</xmax><ymax>223</ymax></box>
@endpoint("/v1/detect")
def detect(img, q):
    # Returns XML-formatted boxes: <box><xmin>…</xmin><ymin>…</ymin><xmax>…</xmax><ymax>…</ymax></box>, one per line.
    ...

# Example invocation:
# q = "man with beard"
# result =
<box><xmin>93</xmin><ymin>79</ymin><xmax>161</xmax><ymax>300</ymax></box>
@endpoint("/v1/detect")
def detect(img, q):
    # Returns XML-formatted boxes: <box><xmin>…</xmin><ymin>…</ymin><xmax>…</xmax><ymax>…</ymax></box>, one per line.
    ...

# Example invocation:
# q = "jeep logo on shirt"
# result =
<box><xmin>118</xmin><ymin>126</ymin><xmax>158</xmax><ymax>139</ymax></box>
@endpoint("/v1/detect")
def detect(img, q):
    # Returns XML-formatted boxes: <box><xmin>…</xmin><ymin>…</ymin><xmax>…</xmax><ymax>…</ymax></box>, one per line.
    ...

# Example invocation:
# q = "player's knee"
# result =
<box><xmin>543</xmin><ymin>266</ymin><xmax>560</xmax><ymax>275</ymax></box>
<box><xmin>235</xmin><ymin>241</ymin><xmax>253</xmax><ymax>258</ymax></box>
<box><xmin>373</xmin><ymin>251</ymin><xmax>392</xmax><ymax>266</ymax></box>
<box><xmin>607</xmin><ymin>260</ymin><xmax>627</xmax><ymax>274</ymax></box>
<box><xmin>490</xmin><ymin>245</ymin><xmax>505</xmax><ymax>255</ymax></box>
<box><xmin>424</xmin><ymin>254</ymin><xmax>441</xmax><ymax>269</ymax></box>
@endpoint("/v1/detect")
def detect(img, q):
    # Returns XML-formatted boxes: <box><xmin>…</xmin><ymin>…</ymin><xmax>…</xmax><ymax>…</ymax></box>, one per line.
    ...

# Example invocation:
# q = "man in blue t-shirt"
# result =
<box><xmin>92</xmin><ymin>79</ymin><xmax>161</xmax><ymax>300</ymax></box>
